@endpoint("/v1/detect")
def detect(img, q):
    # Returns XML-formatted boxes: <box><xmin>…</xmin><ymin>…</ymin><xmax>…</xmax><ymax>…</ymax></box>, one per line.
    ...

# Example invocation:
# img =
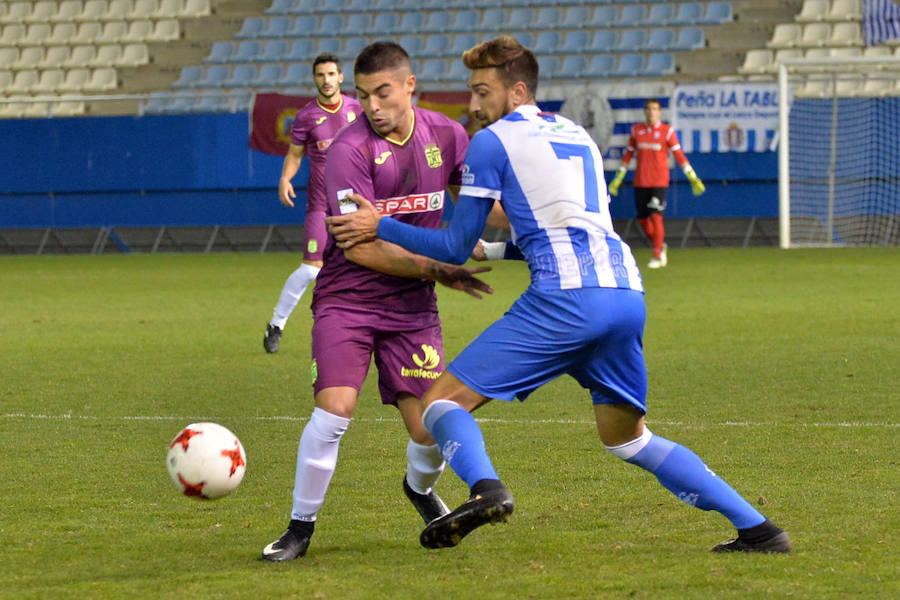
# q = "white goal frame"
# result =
<box><xmin>778</xmin><ymin>56</ymin><xmax>900</xmax><ymax>248</ymax></box>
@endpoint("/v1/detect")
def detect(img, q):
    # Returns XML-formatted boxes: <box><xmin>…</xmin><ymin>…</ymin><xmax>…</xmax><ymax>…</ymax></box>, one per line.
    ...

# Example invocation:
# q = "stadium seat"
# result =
<box><xmin>26</xmin><ymin>1</ymin><xmax>58</xmax><ymax>24</ymax></box>
<box><xmin>155</xmin><ymin>0</ymin><xmax>183</xmax><ymax>19</ymax></box>
<box><xmin>448</xmin><ymin>34</ymin><xmax>478</xmax><ymax>57</ymax></box>
<box><xmin>120</xmin><ymin>19</ymin><xmax>152</xmax><ymax>42</ymax></box>
<box><xmin>183</xmin><ymin>0</ymin><xmax>210</xmax><ymax>17</ymax></box>
<box><xmin>422</xmin><ymin>35</ymin><xmax>451</xmax><ymax>57</ymax></box>
<box><xmin>233</xmin><ymin>41</ymin><xmax>263</xmax><ymax>62</ymax></box>
<box><xmin>643</xmin><ymin>53</ymin><xmax>675</xmax><ymax>76</ymax></box>
<box><xmin>615</xmin><ymin>29</ymin><xmax>647</xmax><ymax>52</ymax></box>
<box><xmin>91</xmin><ymin>44</ymin><xmax>123</xmax><ymax>67</ymax></box>
<box><xmin>561</xmin><ymin>5</ymin><xmax>592</xmax><ymax>30</ymax></box>
<box><xmin>589</xmin><ymin>30</ymin><xmax>617</xmax><ymax>53</ymax></box>
<box><xmin>171</xmin><ymin>65</ymin><xmax>202</xmax><ymax>88</ymax></box>
<box><xmin>121</xmin><ymin>42</ymin><xmax>149</xmax><ymax>66</ymax></box>
<box><xmin>586</xmin><ymin>54</ymin><xmax>615</xmax><ymax>77</ymax></box>
<box><xmin>0</xmin><ymin>24</ymin><xmax>26</xmax><ymax>46</ymax></box>
<box><xmin>767</xmin><ymin>23</ymin><xmax>803</xmax><ymax>48</ymax></box>
<box><xmin>0</xmin><ymin>97</ymin><xmax>27</xmax><ymax>119</ymax></box>
<box><xmin>51</xmin><ymin>0</ymin><xmax>84</xmax><ymax>23</ymax></box>
<box><xmin>285</xmin><ymin>38</ymin><xmax>315</xmax><ymax>61</ymax></box>
<box><xmin>796</xmin><ymin>0</ymin><xmax>828</xmax><ymax>22</ymax></box>
<box><xmin>317</xmin><ymin>0</ymin><xmax>346</xmax><ymax>13</ymax></box>
<box><xmin>142</xmin><ymin>91</ymin><xmax>170</xmax><ymax>114</ymax></box>
<box><xmin>398</xmin><ymin>34</ymin><xmax>424</xmax><ymax>56</ymax></box>
<box><xmin>613</xmin><ymin>54</ymin><xmax>645</xmax><ymax>77</ymax></box>
<box><xmin>535</xmin><ymin>6</ymin><xmax>563</xmax><ymax>29</ymax></box>
<box><xmin>277</xmin><ymin>62</ymin><xmax>308</xmax><ymax>86</ymax></box>
<box><xmin>258</xmin><ymin>40</ymin><xmax>288</xmax><ymax>62</ymax></box>
<box><xmin>195</xmin><ymin>64</ymin><xmax>229</xmax><ymax>88</ymax></box>
<box><xmin>864</xmin><ymin>45</ymin><xmax>892</xmax><ymax>58</ymax></box>
<box><xmin>557</xmin><ymin>55</ymin><xmax>587</xmax><ymax>79</ymax></box>
<box><xmin>423</xmin><ymin>11</ymin><xmax>452</xmax><ymax>33</ymax></box>
<box><xmin>560</xmin><ymin>30</ymin><xmax>590</xmax><ymax>55</ymax></box>
<box><xmin>252</xmin><ymin>63</ymin><xmax>283</xmax><ymax>87</ymax></box>
<box><xmin>260</xmin><ymin>16</ymin><xmax>292</xmax><ymax>38</ymax></box>
<box><xmin>673</xmin><ymin>27</ymin><xmax>705</xmax><ymax>50</ymax></box>
<box><xmin>449</xmin><ymin>10</ymin><xmax>478</xmax><ymax>33</ymax></box>
<box><xmin>2</xmin><ymin>2</ymin><xmax>33</xmax><ymax>25</ymax></box>
<box><xmin>644</xmin><ymin>4</ymin><xmax>676</xmax><ymax>26</ymax></box>
<box><xmin>149</xmin><ymin>19</ymin><xmax>180</xmax><ymax>42</ymax></box>
<box><xmin>417</xmin><ymin>58</ymin><xmax>447</xmax><ymax>82</ymax></box>
<box><xmin>772</xmin><ymin>48</ymin><xmax>803</xmax><ymax>72</ymax></box>
<box><xmin>796</xmin><ymin>23</ymin><xmax>831</xmax><ymax>47</ymax></box>
<box><xmin>64</xmin><ymin>45</ymin><xmax>96</xmax><ymax>68</ymax></box>
<box><xmin>132</xmin><ymin>0</ymin><xmax>159</xmax><ymax>21</ymax></box>
<box><xmin>343</xmin><ymin>13</ymin><xmax>372</xmax><ymax>35</ymax></box>
<box><xmin>265</xmin><ymin>0</ymin><xmax>294</xmax><ymax>15</ymax></box>
<box><xmin>7</xmin><ymin>69</ymin><xmax>39</xmax><ymax>94</ymax></box>
<box><xmin>619</xmin><ymin>5</ymin><xmax>647</xmax><ymax>27</ymax></box>
<box><xmin>85</xmin><ymin>67</ymin><xmax>117</xmax><ymax>91</ymax></box>
<box><xmin>443</xmin><ymin>58</ymin><xmax>469</xmax><ymax>83</ymax></box>
<box><xmin>0</xmin><ymin>48</ymin><xmax>17</xmax><ymax>69</ymax></box>
<box><xmin>32</xmin><ymin>69</ymin><xmax>65</xmax><ymax>94</ymax></box>
<box><xmin>480</xmin><ymin>8</ymin><xmax>505</xmax><ymax>32</ymax></box>
<box><xmin>52</xmin><ymin>100</ymin><xmax>87</xmax><ymax>116</ymax></box>
<box><xmin>97</xmin><ymin>21</ymin><xmax>125</xmax><ymax>44</ymax></box>
<box><xmin>203</xmin><ymin>42</ymin><xmax>236</xmax><ymax>63</ymax></box>
<box><xmin>70</xmin><ymin>22</ymin><xmax>101</xmax><ymax>44</ymax></box>
<box><xmin>162</xmin><ymin>92</ymin><xmax>197</xmax><ymax>113</ymax></box>
<box><xmin>191</xmin><ymin>90</ymin><xmax>228</xmax><ymax>113</ymax></box>
<box><xmin>828</xmin><ymin>22</ymin><xmax>863</xmax><ymax>46</ymax></box>
<box><xmin>344</xmin><ymin>36</ymin><xmax>368</xmax><ymax>57</ymax></box>
<box><xmin>826</xmin><ymin>0</ymin><xmax>862</xmax><ymax>21</ymax></box>
<box><xmin>22</xmin><ymin>102</ymin><xmax>51</xmax><ymax>118</ymax></box>
<box><xmin>371</xmin><ymin>13</ymin><xmax>398</xmax><ymax>34</ymax></box>
<box><xmin>224</xmin><ymin>65</ymin><xmax>257</xmax><ymax>88</ymax></box>
<box><xmin>76</xmin><ymin>0</ymin><xmax>108</xmax><ymax>22</ymax></box>
<box><xmin>701</xmin><ymin>2</ymin><xmax>734</xmax><ymax>25</ymax></box>
<box><xmin>39</xmin><ymin>46</ymin><xmax>72</xmax><ymax>69</ymax></box>
<box><xmin>395</xmin><ymin>12</ymin><xmax>424</xmax><ymax>34</ymax></box>
<box><xmin>22</xmin><ymin>24</ymin><xmax>53</xmax><ymax>47</ymax></box>
<box><xmin>645</xmin><ymin>27</ymin><xmax>676</xmax><ymax>51</ymax></box>
<box><xmin>671</xmin><ymin>2</ymin><xmax>703</xmax><ymax>26</ymax></box>
<box><xmin>508</xmin><ymin>8</ymin><xmax>533</xmax><ymax>31</ymax></box>
<box><xmin>12</xmin><ymin>47</ymin><xmax>43</xmax><ymax>71</ymax></box>
<box><xmin>289</xmin><ymin>15</ymin><xmax>319</xmax><ymax>36</ymax></box>
<box><xmin>346</xmin><ymin>0</ymin><xmax>374</xmax><ymax>12</ymax></box>
<box><xmin>316</xmin><ymin>38</ymin><xmax>341</xmax><ymax>56</ymax></box>
<box><xmin>533</xmin><ymin>31</ymin><xmax>562</xmax><ymax>55</ymax></box>
<box><xmin>590</xmin><ymin>6</ymin><xmax>618</xmax><ymax>28</ymax></box>
<box><xmin>288</xmin><ymin>0</ymin><xmax>317</xmax><ymax>13</ymax></box>
<box><xmin>57</xmin><ymin>68</ymin><xmax>88</xmax><ymax>92</ymax></box>
<box><xmin>537</xmin><ymin>56</ymin><xmax>560</xmax><ymax>77</ymax></box>
<box><xmin>861</xmin><ymin>77</ymin><xmax>893</xmax><ymax>96</ymax></box>
<box><xmin>102</xmin><ymin>0</ymin><xmax>130</xmax><ymax>21</ymax></box>
<box><xmin>47</xmin><ymin>23</ymin><xmax>78</xmax><ymax>46</ymax></box>
<box><xmin>235</xmin><ymin>17</ymin><xmax>266</xmax><ymax>39</ymax></box>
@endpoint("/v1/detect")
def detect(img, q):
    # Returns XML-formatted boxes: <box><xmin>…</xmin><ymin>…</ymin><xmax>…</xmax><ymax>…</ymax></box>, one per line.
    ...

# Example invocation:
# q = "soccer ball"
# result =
<box><xmin>166</xmin><ymin>422</ymin><xmax>246</xmax><ymax>500</ymax></box>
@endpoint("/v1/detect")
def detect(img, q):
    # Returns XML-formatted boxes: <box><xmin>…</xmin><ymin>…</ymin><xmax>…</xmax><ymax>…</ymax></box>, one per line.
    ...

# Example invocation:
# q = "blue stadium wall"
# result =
<box><xmin>0</xmin><ymin>113</ymin><xmax>778</xmax><ymax>229</ymax></box>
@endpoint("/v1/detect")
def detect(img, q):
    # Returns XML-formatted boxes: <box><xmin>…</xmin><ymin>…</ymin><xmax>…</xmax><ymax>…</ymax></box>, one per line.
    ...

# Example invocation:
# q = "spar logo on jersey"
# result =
<box><xmin>401</xmin><ymin>344</ymin><xmax>442</xmax><ymax>380</ymax></box>
<box><xmin>424</xmin><ymin>143</ymin><xmax>443</xmax><ymax>168</ymax></box>
<box><xmin>461</xmin><ymin>164</ymin><xmax>474</xmax><ymax>185</ymax></box>
<box><xmin>316</xmin><ymin>138</ymin><xmax>333</xmax><ymax>152</ymax></box>
<box><xmin>375</xmin><ymin>191</ymin><xmax>444</xmax><ymax>215</ymax></box>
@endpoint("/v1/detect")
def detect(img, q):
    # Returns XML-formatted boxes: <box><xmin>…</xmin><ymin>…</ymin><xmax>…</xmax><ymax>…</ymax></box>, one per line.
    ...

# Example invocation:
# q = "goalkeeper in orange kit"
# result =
<box><xmin>608</xmin><ymin>98</ymin><xmax>704</xmax><ymax>269</ymax></box>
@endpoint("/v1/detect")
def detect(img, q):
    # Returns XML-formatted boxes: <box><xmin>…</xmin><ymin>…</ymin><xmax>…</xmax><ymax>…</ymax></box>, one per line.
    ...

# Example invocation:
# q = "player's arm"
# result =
<box><xmin>609</xmin><ymin>134</ymin><xmax>635</xmax><ymax>196</ymax></box>
<box><xmin>279</xmin><ymin>143</ymin><xmax>305</xmax><ymax>207</ymax></box>
<box><xmin>668</xmin><ymin>130</ymin><xmax>705</xmax><ymax>196</ymax></box>
<box><xmin>343</xmin><ymin>240</ymin><xmax>493</xmax><ymax>299</ymax></box>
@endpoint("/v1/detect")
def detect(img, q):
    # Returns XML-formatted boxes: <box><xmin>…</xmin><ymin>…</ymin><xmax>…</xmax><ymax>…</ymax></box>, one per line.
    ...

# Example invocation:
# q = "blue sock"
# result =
<box><xmin>423</xmin><ymin>400</ymin><xmax>499</xmax><ymax>488</ymax></box>
<box><xmin>627</xmin><ymin>434</ymin><xmax>766</xmax><ymax>530</ymax></box>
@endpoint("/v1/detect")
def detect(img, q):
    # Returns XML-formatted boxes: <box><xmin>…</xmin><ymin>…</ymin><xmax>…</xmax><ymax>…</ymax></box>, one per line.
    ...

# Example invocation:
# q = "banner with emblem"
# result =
<box><xmin>249</xmin><ymin>92</ymin><xmax>314</xmax><ymax>156</ymax></box>
<box><xmin>672</xmin><ymin>83</ymin><xmax>779</xmax><ymax>153</ymax></box>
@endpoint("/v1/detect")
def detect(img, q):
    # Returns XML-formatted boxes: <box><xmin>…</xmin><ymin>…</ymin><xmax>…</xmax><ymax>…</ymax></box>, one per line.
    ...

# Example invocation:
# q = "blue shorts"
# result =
<box><xmin>447</xmin><ymin>287</ymin><xmax>648</xmax><ymax>413</ymax></box>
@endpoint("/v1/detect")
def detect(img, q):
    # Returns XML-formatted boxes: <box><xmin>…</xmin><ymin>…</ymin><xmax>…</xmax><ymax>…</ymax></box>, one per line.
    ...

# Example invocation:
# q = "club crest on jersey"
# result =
<box><xmin>347</xmin><ymin>111</ymin><xmax>357</xmax><ymax>122</ymax></box>
<box><xmin>461</xmin><ymin>164</ymin><xmax>474</xmax><ymax>185</ymax></box>
<box><xmin>424</xmin><ymin>144</ymin><xmax>443</xmax><ymax>168</ymax></box>
<box><xmin>316</xmin><ymin>139</ymin><xmax>333</xmax><ymax>151</ymax></box>
<box><xmin>375</xmin><ymin>191</ymin><xmax>444</xmax><ymax>215</ymax></box>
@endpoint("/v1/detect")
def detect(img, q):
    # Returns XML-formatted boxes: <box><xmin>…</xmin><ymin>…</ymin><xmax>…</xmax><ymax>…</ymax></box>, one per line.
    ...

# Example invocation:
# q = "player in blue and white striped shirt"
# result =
<box><xmin>326</xmin><ymin>36</ymin><xmax>791</xmax><ymax>555</ymax></box>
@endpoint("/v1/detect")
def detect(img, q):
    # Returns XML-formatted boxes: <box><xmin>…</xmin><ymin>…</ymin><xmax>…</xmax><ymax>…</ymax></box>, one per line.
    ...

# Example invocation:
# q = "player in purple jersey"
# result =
<box><xmin>263</xmin><ymin>54</ymin><xmax>362</xmax><ymax>353</ymax></box>
<box><xmin>262</xmin><ymin>41</ymin><xmax>484</xmax><ymax>562</ymax></box>
<box><xmin>328</xmin><ymin>36</ymin><xmax>791</xmax><ymax>555</ymax></box>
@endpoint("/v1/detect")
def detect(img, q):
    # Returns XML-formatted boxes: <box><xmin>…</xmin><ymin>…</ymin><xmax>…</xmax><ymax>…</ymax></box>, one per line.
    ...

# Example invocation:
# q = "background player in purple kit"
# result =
<box><xmin>262</xmin><ymin>41</ymin><xmax>478</xmax><ymax>562</ymax></box>
<box><xmin>263</xmin><ymin>54</ymin><xmax>362</xmax><ymax>353</ymax></box>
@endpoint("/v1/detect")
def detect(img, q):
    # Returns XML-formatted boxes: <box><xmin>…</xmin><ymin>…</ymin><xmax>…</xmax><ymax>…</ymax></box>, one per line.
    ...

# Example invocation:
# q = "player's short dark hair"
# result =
<box><xmin>354</xmin><ymin>41</ymin><xmax>411</xmax><ymax>76</ymax></box>
<box><xmin>312</xmin><ymin>53</ymin><xmax>341</xmax><ymax>74</ymax></box>
<box><xmin>644</xmin><ymin>98</ymin><xmax>662</xmax><ymax>109</ymax></box>
<box><xmin>462</xmin><ymin>36</ymin><xmax>539</xmax><ymax>97</ymax></box>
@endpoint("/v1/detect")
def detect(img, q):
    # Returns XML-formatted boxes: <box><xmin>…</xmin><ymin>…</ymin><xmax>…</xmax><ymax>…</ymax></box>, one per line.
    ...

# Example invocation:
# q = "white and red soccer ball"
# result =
<box><xmin>166</xmin><ymin>422</ymin><xmax>246</xmax><ymax>500</ymax></box>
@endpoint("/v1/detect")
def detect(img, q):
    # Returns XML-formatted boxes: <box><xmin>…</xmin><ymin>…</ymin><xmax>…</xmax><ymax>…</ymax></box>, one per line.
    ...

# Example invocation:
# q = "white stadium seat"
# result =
<box><xmin>25</xmin><ymin>1</ymin><xmax>58</xmax><ymax>24</ymax></box>
<box><xmin>32</xmin><ymin>69</ymin><xmax>66</xmax><ymax>94</ymax></box>
<box><xmin>826</xmin><ymin>0</ymin><xmax>862</xmax><ymax>21</ymax></box>
<box><xmin>58</xmin><ymin>67</ymin><xmax>91</xmax><ymax>92</ymax></box>
<box><xmin>84</xmin><ymin>67</ymin><xmax>117</xmax><ymax>91</ymax></box>
<box><xmin>795</xmin><ymin>23</ymin><xmax>831</xmax><ymax>47</ymax></box>
<box><xmin>828</xmin><ymin>22</ymin><xmax>863</xmax><ymax>46</ymax></box>
<box><xmin>65</xmin><ymin>45</ymin><xmax>97</xmax><ymax>68</ymax></box>
<box><xmin>738</xmin><ymin>49</ymin><xmax>773</xmax><ymax>75</ymax></box>
<box><xmin>796</xmin><ymin>0</ymin><xmax>828</xmax><ymax>22</ymax></box>
<box><xmin>52</xmin><ymin>1</ymin><xmax>85</xmax><ymax>23</ymax></box>
<box><xmin>38</xmin><ymin>45</ymin><xmax>72</xmax><ymax>69</ymax></box>
<box><xmin>76</xmin><ymin>0</ymin><xmax>109</xmax><ymax>23</ymax></box>
<box><xmin>767</xmin><ymin>23</ymin><xmax>802</xmax><ymax>48</ymax></box>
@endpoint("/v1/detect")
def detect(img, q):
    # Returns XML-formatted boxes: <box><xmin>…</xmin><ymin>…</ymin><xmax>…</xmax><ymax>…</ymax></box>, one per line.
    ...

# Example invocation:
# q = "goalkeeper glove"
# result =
<box><xmin>683</xmin><ymin>164</ymin><xmax>706</xmax><ymax>196</ymax></box>
<box><xmin>608</xmin><ymin>166</ymin><xmax>626</xmax><ymax>196</ymax></box>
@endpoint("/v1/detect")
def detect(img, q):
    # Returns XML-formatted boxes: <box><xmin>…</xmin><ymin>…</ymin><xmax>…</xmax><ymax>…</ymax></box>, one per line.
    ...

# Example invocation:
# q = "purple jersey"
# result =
<box><xmin>290</xmin><ymin>94</ymin><xmax>362</xmax><ymax>210</ymax></box>
<box><xmin>314</xmin><ymin>106</ymin><xmax>469</xmax><ymax>316</ymax></box>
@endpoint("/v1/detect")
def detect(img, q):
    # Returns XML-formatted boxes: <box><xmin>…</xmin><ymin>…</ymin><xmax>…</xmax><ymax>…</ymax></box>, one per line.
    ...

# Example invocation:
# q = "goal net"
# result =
<box><xmin>778</xmin><ymin>56</ymin><xmax>900</xmax><ymax>248</ymax></box>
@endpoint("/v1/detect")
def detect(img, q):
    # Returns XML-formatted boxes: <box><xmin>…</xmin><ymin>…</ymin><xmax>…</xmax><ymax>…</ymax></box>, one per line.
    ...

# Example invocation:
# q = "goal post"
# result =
<box><xmin>778</xmin><ymin>56</ymin><xmax>900</xmax><ymax>248</ymax></box>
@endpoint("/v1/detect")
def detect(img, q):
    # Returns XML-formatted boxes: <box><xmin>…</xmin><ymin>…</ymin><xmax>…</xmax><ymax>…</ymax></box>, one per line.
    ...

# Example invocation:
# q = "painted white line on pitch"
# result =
<box><xmin>1</xmin><ymin>413</ymin><xmax>897</xmax><ymax>429</ymax></box>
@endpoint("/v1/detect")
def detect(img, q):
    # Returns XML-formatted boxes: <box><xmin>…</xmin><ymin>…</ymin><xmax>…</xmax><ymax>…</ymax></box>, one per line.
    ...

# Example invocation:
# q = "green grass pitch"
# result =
<box><xmin>1</xmin><ymin>247</ymin><xmax>898</xmax><ymax>599</ymax></box>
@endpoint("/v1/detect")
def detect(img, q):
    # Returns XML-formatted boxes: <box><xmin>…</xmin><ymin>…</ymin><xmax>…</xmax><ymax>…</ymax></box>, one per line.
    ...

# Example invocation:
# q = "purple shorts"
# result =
<box><xmin>310</xmin><ymin>304</ymin><xmax>444</xmax><ymax>405</ymax></box>
<box><xmin>303</xmin><ymin>209</ymin><xmax>326</xmax><ymax>262</ymax></box>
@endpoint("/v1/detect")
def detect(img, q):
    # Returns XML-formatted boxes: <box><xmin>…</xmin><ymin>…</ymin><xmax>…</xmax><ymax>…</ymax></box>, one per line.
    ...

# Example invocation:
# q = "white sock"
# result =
<box><xmin>271</xmin><ymin>263</ymin><xmax>320</xmax><ymax>330</ymax></box>
<box><xmin>290</xmin><ymin>407</ymin><xmax>350</xmax><ymax>521</ymax></box>
<box><xmin>405</xmin><ymin>439</ymin><xmax>445</xmax><ymax>495</ymax></box>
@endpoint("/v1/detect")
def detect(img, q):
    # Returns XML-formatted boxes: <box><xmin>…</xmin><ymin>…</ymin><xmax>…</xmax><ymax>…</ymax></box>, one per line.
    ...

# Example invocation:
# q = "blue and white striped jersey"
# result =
<box><xmin>463</xmin><ymin>105</ymin><xmax>643</xmax><ymax>292</ymax></box>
